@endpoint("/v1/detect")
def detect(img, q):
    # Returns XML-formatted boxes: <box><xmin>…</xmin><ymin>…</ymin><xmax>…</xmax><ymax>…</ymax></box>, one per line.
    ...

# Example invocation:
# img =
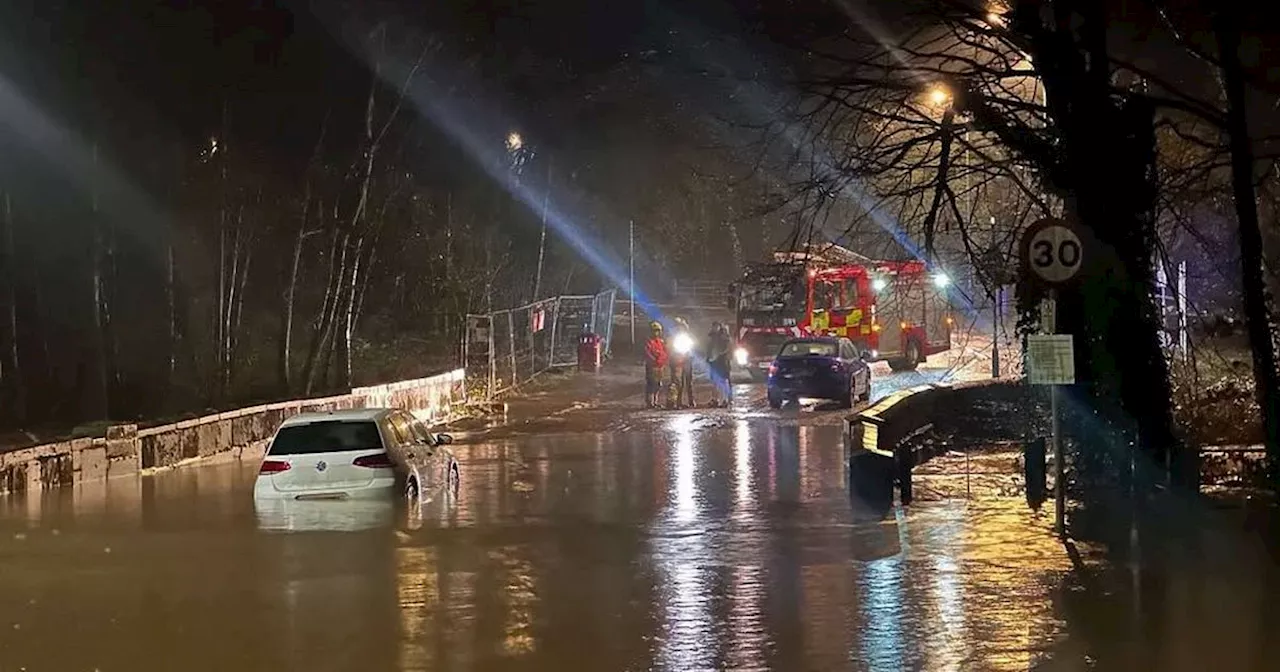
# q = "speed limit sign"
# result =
<box><xmin>1019</xmin><ymin>218</ymin><xmax>1084</xmax><ymax>284</ymax></box>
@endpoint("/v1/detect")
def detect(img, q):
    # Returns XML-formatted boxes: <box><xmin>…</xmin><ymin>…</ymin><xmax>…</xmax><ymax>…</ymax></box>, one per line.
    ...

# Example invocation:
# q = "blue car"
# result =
<box><xmin>766</xmin><ymin>336</ymin><xmax>872</xmax><ymax>409</ymax></box>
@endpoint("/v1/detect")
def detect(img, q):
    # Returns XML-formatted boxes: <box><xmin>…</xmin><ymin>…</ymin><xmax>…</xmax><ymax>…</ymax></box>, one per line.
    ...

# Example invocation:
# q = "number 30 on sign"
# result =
<box><xmin>1020</xmin><ymin>218</ymin><xmax>1084</xmax><ymax>285</ymax></box>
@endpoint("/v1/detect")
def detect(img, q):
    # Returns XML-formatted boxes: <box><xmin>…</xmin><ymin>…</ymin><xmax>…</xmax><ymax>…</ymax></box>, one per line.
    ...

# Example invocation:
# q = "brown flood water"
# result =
<box><xmin>0</xmin><ymin>411</ymin><xmax>1276</xmax><ymax>671</ymax></box>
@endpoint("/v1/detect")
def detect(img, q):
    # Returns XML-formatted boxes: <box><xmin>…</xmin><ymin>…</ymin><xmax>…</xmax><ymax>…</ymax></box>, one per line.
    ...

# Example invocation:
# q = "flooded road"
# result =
<box><xmin>1</xmin><ymin>376</ymin><xmax>1277</xmax><ymax>670</ymax></box>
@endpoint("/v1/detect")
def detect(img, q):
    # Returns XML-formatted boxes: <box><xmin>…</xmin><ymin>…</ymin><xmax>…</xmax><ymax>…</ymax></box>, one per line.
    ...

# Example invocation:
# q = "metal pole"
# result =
<box><xmin>508</xmin><ymin>311</ymin><xmax>517</xmax><ymax>388</ymax></box>
<box><xmin>991</xmin><ymin>215</ymin><xmax>1000</xmax><ymax>379</ymax></box>
<box><xmin>1050</xmin><ymin>286</ymin><xmax>1064</xmax><ymax>537</ymax></box>
<box><xmin>629</xmin><ymin>219</ymin><xmax>635</xmax><ymax>345</ymax></box>
<box><xmin>549</xmin><ymin>297</ymin><xmax>560</xmax><ymax>366</ymax></box>
<box><xmin>992</xmin><ymin>286</ymin><xmax>1001</xmax><ymax>378</ymax></box>
<box><xmin>1177</xmin><ymin>260</ymin><xmax>1188</xmax><ymax>358</ymax></box>
<box><xmin>487</xmin><ymin>315</ymin><xmax>496</xmax><ymax>401</ymax></box>
<box><xmin>533</xmin><ymin>156</ymin><xmax>552</xmax><ymax>301</ymax></box>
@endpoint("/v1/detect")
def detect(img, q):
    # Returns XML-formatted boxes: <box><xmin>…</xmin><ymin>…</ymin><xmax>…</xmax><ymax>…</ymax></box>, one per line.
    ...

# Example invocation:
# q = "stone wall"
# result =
<box><xmin>0</xmin><ymin>368</ymin><xmax>466</xmax><ymax>496</ymax></box>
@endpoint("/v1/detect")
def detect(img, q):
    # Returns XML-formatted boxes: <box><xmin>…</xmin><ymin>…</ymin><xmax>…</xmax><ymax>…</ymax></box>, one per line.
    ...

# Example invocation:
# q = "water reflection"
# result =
<box><xmin>860</xmin><ymin>543</ymin><xmax>907</xmax><ymax>669</ymax></box>
<box><xmin>3</xmin><ymin>420</ymin><xmax>1239</xmax><ymax>671</ymax></box>
<box><xmin>256</xmin><ymin>498</ymin><xmax>395</xmax><ymax>532</ymax></box>
<box><xmin>652</xmin><ymin>414</ymin><xmax>717</xmax><ymax>670</ymax></box>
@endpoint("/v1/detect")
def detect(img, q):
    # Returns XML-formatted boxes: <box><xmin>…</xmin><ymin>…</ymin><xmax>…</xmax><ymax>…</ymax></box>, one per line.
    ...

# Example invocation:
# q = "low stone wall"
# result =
<box><xmin>0</xmin><ymin>368</ymin><xmax>466</xmax><ymax>496</ymax></box>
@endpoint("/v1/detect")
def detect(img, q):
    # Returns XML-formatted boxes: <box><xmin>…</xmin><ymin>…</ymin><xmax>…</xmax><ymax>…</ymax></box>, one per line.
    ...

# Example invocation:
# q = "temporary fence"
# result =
<box><xmin>464</xmin><ymin>289</ymin><xmax>616</xmax><ymax>400</ymax></box>
<box><xmin>1154</xmin><ymin>257</ymin><xmax>1189</xmax><ymax>358</ymax></box>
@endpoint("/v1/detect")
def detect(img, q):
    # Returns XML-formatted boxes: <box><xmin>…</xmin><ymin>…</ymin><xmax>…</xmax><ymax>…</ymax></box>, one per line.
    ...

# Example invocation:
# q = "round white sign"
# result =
<box><xmin>1026</xmin><ymin>224</ymin><xmax>1083</xmax><ymax>283</ymax></box>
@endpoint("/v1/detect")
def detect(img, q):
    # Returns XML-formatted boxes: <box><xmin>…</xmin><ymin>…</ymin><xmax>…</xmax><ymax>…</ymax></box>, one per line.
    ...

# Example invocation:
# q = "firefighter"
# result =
<box><xmin>667</xmin><ymin>317</ymin><xmax>695</xmax><ymax>408</ymax></box>
<box><xmin>643</xmin><ymin>321</ymin><xmax>668</xmax><ymax>408</ymax></box>
<box><xmin>707</xmin><ymin>322</ymin><xmax>733</xmax><ymax>407</ymax></box>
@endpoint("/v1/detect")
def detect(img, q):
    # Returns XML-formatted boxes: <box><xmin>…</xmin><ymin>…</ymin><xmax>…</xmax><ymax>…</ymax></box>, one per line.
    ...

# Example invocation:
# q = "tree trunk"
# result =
<box><xmin>104</xmin><ymin>221</ymin><xmax>119</xmax><ymax>396</ymax></box>
<box><xmin>88</xmin><ymin>142</ymin><xmax>109</xmax><ymax>421</ymax></box>
<box><xmin>1216</xmin><ymin>9</ymin><xmax>1280</xmax><ymax>486</ymax></box>
<box><xmin>280</xmin><ymin>201</ymin><xmax>307</xmax><ymax>393</ymax></box>
<box><xmin>303</xmin><ymin>229</ymin><xmax>348</xmax><ymax>395</ymax></box>
<box><xmin>230</xmin><ymin>231</ymin><xmax>253</xmax><ymax>379</ymax></box>
<box><xmin>1002</xmin><ymin>0</ymin><xmax>1181</xmax><ymax>495</ymax></box>
<box><xmin>166</xmin><ymin>242</ymin><xmax>177</xmax><ymax>389</ymax></box>
<box><xmin>215</xmin><ymin>202</ymin><xmax>227</xmax><ymax>402</ymax></box>
<box><xmin>0</xmin><ymin>192</ymin><xmax>24</xmax><ymax>424</ymax></box>
<box><xmin>222</xmin><ymin>221</ymin><xmax>240</xmax><ymax>394</ymax></box>
<box><xmin>339</xmin><ymin>238</ymin><xmax>367</xmax><ymax>389</ymax></box>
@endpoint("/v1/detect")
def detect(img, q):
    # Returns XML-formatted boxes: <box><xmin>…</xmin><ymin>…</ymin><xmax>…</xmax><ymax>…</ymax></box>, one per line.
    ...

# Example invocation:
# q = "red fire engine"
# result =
<box><xmin>730</xmin><ymin>251</ymin><xmax>952</xmax><ymax>375</ymax></box>
<box><xmin>803</xmin><ymin>260</ymin><xmax>952</xmax><ymax>371</ymax></box>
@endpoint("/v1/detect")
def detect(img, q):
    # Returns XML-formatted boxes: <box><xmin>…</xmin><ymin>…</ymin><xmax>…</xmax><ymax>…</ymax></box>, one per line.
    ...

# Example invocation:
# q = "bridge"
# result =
<box><xmin>843</xmin><ymin>379</ymin><xmax>1047</xmax><ymax>509</ymax></box>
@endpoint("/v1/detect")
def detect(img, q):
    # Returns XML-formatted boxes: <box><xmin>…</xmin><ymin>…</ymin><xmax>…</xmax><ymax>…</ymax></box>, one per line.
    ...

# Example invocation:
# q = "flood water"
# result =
<box><xmin>1</xmin><ymin>410</ymin><xmax>1277</xmax><ymax>671</ymax></box>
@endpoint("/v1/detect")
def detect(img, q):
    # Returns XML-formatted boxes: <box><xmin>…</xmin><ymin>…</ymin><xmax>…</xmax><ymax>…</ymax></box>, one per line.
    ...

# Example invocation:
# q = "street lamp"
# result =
<box><xmin>506</xmin><ymin>131</ymin><xmax>523</xmax><ymax>153</ymax></box>
<box><xmin>928</xmin><ymin>84</ymin><xmax>952</xmax><ymax>108</ymax></box>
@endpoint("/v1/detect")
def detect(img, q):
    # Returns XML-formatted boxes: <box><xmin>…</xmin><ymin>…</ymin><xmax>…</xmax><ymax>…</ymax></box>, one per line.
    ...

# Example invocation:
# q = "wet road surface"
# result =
<box><xmin>2</xmin><ymin>369</ymin><xmax>1278</xmax><ymax>670</ymax></box>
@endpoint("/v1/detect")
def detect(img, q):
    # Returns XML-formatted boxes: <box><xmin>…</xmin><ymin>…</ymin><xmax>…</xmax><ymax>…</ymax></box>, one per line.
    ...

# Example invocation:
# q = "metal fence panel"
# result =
<box><xmin>552</xmin><ymin>295</ymin><xmax>595</xmax><ymax>367</ymax></box>
<box><xmin>466</xmin><ymin>291</ymin><xmax>618</xmax><ymax>402</ymax></box>
<box><xmin>592</xmin><ymin>289</ymin><xmax>616</xmax><ymax>355</ymax></box>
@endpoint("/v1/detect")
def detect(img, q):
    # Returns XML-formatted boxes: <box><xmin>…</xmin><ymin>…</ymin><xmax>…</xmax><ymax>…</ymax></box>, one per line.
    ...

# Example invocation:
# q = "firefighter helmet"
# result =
<box><xmin>649</xmin><ymin>320</ymin><xmax>663</xmax><ymax>334</ymax></box>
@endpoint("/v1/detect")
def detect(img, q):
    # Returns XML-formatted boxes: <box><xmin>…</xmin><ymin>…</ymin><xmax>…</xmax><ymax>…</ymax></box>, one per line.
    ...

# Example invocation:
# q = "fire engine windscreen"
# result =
<box><xmin>737</xmin><ymin>266</ymin><xmax>805</xmax><ymax>312</ymax></box>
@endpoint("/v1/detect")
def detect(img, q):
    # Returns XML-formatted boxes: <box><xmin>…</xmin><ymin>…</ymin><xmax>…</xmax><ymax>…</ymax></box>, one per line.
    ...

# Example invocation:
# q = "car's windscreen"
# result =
<box><xmin>779</xmin><ymin>341</ymin><xmax>838</xmax><ymax>357</ymax></box>
<box><xmin>268</xmin><ymin>420</ymin><xmax>384</xmax><ymax>456</ymax></box>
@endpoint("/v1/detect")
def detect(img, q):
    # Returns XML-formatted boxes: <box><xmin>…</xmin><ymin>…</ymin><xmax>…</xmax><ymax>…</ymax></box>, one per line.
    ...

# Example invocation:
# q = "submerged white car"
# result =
<box><xmin>253</xmin><ymin>408</ymin><xmax>458</xmax><ymax>503</ymax></box>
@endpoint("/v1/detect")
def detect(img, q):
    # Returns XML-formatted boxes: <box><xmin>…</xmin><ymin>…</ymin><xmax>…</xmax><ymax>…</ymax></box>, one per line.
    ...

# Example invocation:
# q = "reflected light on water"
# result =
<box><xmin>653</xmin><ymin>414</ymin><xmax>716</xmax><ymax>670</ymax></box>
<box><xmin>668</xmin><ymin>414</ymin><xmax>699</xmax><ymax>524</ymax></box>
<box><xmin>396</xmin><ymin>545</ymin><xmax>437</xmax><ymax>668</ymax></box>
<box><xmin>860</xmin><ymin>521</ymin><xmax>906</xmax><ymax>670</ymax></box>
<box><xmin>733</xmin><ymin>420</ymin><xmax>752</xmax><ymax>511</ymax></box>
<box><xmin>727</xmin><ymin>421</ymin><xmax>767</xmax><ymax>666</ymax></box>
<box><xmin>928</xmin><ymin>518</ymin><xmax>967</xmax><ymax>670</ymax></box>
<box><xmin>254</xmin><ymin>498</ymin><xmax>394</xmax><ymax>533</ymax></box>
<box><xmin>497</xmin><ymin>548</ymin><xmax>539</xmax><ymax>657</ymax></box>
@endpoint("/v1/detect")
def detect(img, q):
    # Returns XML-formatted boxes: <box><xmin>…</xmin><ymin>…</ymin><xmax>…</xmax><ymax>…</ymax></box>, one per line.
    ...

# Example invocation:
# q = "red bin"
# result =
<box><xmin>577</xmin><ymin>333</ymin><xmax>602</xmax><ymax>371</ymax></box>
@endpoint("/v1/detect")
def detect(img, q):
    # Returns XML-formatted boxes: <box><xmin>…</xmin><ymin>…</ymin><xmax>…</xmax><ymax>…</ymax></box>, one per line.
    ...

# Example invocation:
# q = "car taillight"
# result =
<box><xmin>353</xmin><ymin>453</ymin><xmax>394</xmax><ymax>469</ymax></box>
<box><xmin>259</xmin><ymin>460</ymin><xmax>291</xmax><ymax>474</ymax></box>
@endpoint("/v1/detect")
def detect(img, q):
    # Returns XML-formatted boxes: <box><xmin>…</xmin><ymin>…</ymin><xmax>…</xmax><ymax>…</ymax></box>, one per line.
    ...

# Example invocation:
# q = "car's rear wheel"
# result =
<box><xmin>838</xmin><ymin>375</ymin><xmax>854</xmax><ymax>409</ymax></box>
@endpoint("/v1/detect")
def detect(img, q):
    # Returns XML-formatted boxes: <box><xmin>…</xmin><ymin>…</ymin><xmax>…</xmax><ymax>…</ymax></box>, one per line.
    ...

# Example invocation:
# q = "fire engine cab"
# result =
<box><xmin>730</xmin><ymin>248</ymin><xmax>952</xmax><ymax>376</ymax></box>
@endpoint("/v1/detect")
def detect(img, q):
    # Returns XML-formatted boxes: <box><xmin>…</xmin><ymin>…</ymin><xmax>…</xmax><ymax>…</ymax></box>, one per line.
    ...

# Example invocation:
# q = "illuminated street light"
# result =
<box><xmin>506</xmin><ymin>131</ymin><xmax>523</xmax><ymax>153</ymax></box>
<box><xmin>927</xmin><ymin>84</ymin><xmax>951</xmax><ymax>108</ymax></box>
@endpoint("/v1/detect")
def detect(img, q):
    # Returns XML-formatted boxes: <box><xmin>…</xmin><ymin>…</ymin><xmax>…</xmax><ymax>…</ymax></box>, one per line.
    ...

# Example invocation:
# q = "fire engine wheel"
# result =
<box><xmin>888</xmin><ymin>340</ymin><xmax>922</xmax><ymax>372</ymax></box>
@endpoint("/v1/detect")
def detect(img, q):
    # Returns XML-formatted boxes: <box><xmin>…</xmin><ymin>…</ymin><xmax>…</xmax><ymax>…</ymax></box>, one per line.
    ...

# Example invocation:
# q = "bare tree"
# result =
<box><xmin>1210</xmin><ymin>3</ymin><xmax>1280</xmax><ymax>485</ymax></box>
<box><xmin>756</xmin><ymin>0</ymin><xmax>1237</xmax><ymax>491</ymax></box>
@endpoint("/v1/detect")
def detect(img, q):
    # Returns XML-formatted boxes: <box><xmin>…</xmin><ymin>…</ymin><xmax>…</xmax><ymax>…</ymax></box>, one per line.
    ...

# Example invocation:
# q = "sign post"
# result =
<box><xmin>1019</xmin><ymin>218</ymin><xmax>1085</xmax><ymax>538</ymax></box>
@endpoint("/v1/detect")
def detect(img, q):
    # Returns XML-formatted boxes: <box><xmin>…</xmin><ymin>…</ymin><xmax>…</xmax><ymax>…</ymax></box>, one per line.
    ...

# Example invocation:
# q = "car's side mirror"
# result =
<box><xmin>860</xmin><ymin>350</ymin><xmax>872</xmax><ymax>361</ymax></box>
<box><xmin>435</xmin><ymin>433</ymin><xmax>454</xmax><ymax>445</ymax></box>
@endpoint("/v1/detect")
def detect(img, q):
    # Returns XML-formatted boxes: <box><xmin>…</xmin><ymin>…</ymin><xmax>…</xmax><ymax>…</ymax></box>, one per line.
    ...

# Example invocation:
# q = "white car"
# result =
<box><xmin>253</xmin><ymin>408</ymin><xmax>458</xmax><ymax>502</ymax></box>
